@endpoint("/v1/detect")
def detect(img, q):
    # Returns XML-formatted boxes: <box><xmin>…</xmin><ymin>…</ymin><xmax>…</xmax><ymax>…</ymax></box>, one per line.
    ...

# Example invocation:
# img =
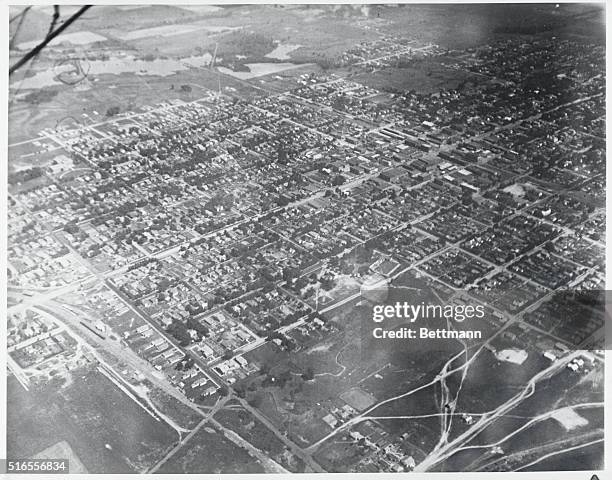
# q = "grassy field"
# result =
<box><xmin>353</xmin><ymin>62</ymin><xmax>479</xmax><ymax>95</ymax></box>
<box><xmin>438</xmin><ymin>407</ymin><xmax>603</xmax><ymax>471</ymax></box>
<box><xmin>145</xmin><ymin>380</ymin><xmax>204</xmax><ymax>430</ymax></box>
<box><xmin>372</xmin><ymin>4</ymin><xmax>604</xmax><ymax>48</ymax></box>
<box><xmin>521</xmin><ymin>437</ymin><xmax>603</xmax><ymax>471</ymax></box>
<box><xmin>451</xmin><ymin>348</ymin><xmax>552</xmax><ymax>416</ymax></box>
<box><xmin>215</xmin><ymin>404</ymin><xmax>306</xmax><ymax>472</ymax></box>
<box><xmin>436</xmin><ymin>353</ymin><xmax>604</xmax><ymax>470</ymax></box>
<box><xmin>7</xmin><ymin>367</ymin><xmax>178</xmax><ymax>473</ymax></box>
<box><xmin>157</xmin><ymin>424</ymin><xmax>265</xmax><ymax>474</ymax></box>
<box><xmin>239</xmin><ymin>279</ymin><xmax>469</xmax><ymax>448</ymax></box>
<box><xmin>9</xmin><ymin>63</ymin><xmax>263</xmax><ymax>144</ymax></box>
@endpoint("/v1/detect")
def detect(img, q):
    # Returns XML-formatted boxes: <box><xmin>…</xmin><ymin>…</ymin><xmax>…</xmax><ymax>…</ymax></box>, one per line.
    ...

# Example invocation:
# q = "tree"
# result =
<box><xmin>320</xmin><ymin>276</ymin><xmax>334</xmax><ymax>291</ymax></box>
<box><xmin>63</xmin><ymin>221</ymin><xmax>79</xmax><ymax>235</ymax></box>
<box><xmin>331</xmin><ymin>174</ymin><xmax>346</xmax><ymax>186</ymax></box>
<box><xmin>461</xmin><ymin>193</ymin><xmax>473</xmax><ymax>206</ymax></box>
<box><xmin>177</xmin><ymin>356</ymin><xmax>195</xmax><ymax>371</ymax></box>
<box><xmin>276</xmin><ymin>196</ymin><xmax>290</xmax><ymax>207</ymax></box>
<box><xmin>167</xmin><ymin>321</ymin><xmax>192</xmax><ymax>347</ymax></box>
<box><xmin>301</xmin><ymin>367</ymin><xmax>315</xmax><ymax>381</ymax></box>
<box><xmin>235</xmin><ymin>385</ymin><xmax>246</xmax><ymax>398</ymax></box>
<box><xmin>106</xmin><ymin>106</ymin><xmax>120</xmax><ymax>117</ymax></box>
<box><xmin>276</xmin><ymin>370</ymin><xmax>292</xmax><ymax>388</ymax></box>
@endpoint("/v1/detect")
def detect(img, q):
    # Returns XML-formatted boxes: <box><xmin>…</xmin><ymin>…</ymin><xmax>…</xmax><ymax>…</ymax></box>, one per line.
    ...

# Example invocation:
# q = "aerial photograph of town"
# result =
<box><xmin>6</xmin><ymin>2</ymin><xmax>606</xmax><ymax>475</ymax></box>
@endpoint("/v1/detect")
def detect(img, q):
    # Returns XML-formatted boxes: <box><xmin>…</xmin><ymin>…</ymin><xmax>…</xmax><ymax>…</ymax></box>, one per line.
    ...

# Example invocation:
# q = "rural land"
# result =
<box><xmin>7</xmin><ymin>3</ymin><xmax>605</xmax><ymax>474</ymax></box>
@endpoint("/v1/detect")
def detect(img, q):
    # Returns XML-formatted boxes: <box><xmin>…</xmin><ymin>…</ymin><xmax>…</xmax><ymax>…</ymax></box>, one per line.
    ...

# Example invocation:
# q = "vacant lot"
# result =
<box><xmin>7</xmin><ymin>368</ymin><xmax>178</xmax><ymax>473</ymax></box>
<box><xmin>353</xmin><ymin>61</ymin><xmax>478</xmax><ymax>94</ymax></box>
<box><xmin>339</xmin><ymin>387</ymin><xmax>377</xmax><ymax>411</ymax></box>
<box><xmin>215</xmin><ymin>405</ymin><xmax>306</xmax><ymax>472</ymax></box>
<box><xmin>157</xmin><ymin>424</ymin><xmax>265</xmax><ymax>474</ymax></box>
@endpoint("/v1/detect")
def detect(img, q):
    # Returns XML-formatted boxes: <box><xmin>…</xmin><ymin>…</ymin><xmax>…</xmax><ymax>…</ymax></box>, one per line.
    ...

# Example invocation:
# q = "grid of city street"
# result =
<box><xmin>7</xmin><ymin>3</ymin><xmax>605</xmax><ymax>474</ymax></box>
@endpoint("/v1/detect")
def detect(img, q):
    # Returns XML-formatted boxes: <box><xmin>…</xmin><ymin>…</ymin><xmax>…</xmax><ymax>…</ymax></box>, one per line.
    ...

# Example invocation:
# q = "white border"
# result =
<box><xmin>2</xmin><ymin>2</ymin><xmax>609</xmax><ymax>479</ymax></box>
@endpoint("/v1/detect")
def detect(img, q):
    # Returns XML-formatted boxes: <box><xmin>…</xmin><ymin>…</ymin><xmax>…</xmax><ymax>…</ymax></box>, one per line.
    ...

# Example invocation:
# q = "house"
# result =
<box><xmin>235</xmin><ymin>355</ymin><xmax>248</xmax><ymax>368</ymax></box>
<box><xmin>200</xmin><ymin>344</ymin><xmax>215</xmax><ymax>358</ymax></box>
<box><xmin>202</xmin><ymin>386</ymin><xmax>217</xmax><ymax>396</ymax></box>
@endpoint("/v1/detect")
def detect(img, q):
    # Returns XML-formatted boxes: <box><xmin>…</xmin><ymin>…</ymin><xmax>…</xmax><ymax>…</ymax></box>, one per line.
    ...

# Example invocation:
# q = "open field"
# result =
<box><xmin>9</xmin><ymin>67</ymin><xmax>262</xmax><ymax>144</ymax></box>
<box><xmin>522</xmin><ymin>440</ymin><xmax>603</xmax><ymax>471</ymax></box>
<box><xmin>156</xmin><ymin>424</ymin><xmax>265</xmax><ymax>474</ymax></box>
<box><xmin>353</xmin><ymin>58</ymin><xmax>480</xmax><ymax>94</ymax></box>
<box><xmin>17</xmin><ymin>31</ymin><xmax>108</xmax><ymax>51</ymax></box>
<box><xmin>239</xmin><ymin>281</ymin><xmax>472</xmax><ymax>448</ymax></box>
<box><xmin>7</xmin><ymin>368</ymin><xmax>178</xmax><ymax>473</ymax></box>
<box><xmin>434</xmin><ymin>358</ymin><xmax>604</xmax><ymax>471</ymax></box>
<box><xmin>215</xmin><ymin>404</ymin><xmax>306</xmax><ymax>472</ymax></box>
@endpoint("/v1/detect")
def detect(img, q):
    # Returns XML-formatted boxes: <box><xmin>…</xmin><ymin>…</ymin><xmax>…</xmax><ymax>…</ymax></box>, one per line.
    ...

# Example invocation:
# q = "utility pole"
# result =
<box><xmin>211</xmin><ymin>42</ymin><xmax>218</xmax><ymax>69</ymax></box>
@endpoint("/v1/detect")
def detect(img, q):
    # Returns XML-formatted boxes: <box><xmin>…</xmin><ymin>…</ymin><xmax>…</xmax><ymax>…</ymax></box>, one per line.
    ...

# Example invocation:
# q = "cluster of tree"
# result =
<box><xmin>204</xmin><ymin>192</ymin><xmax>234</xmax><ymax>212</ymax></box>
<box><xmin>63</xmin><ymin>221</ymin><xmax>81</xmax><ymax>235</ymax></box>
<box><xmin>301</xmin><ymin>367</ymin><xmax>315</xmax><ymax>381</ymax></box>
<box><xmin>166</xmin><ymin>319</ymin><xmax>192</xmax><ymax>347</ymax></box>
<box><xmin>266</xmin><ymin>331</ymin><xmax>296</xmax><ymax>351</ymax></box>
<box><xmin>275</xmin><ymin>195</ymin><xmax>291</xmax><ymax>207</ymax></box>
<box><xmin>20</xmin><ymin>221</ymin><xmax>37</xmax><ymax>235</ymax></box>
<box><xmin>8</xmin><ymin>167</ymin><xmax>44</xmax><ymax>185</ymax></box>
<box><xmin>319</xmin><ymin>275</ymin><xmax>335</xmax><ymax>291</ymax></box>
<box><xmin>331</xmin><ymin>93</ymin><xmax>349</xmax><ymax>112</ymax></box>
<box><xmin>186</xmin><ymin>315</ymin><xmax>209</xmax><ymax>339</ymax></box>
<box><xmin>287</xmin><ymin>275</ymin><xmax>309</xmax><ymax>292</ymax></box>
<box><xmin>185</xmin><ymin>301</ymin><xmax>205</xmax><ymax>316</ymax></box>
<box><xmin>106</xmin><ymin>106</ymin><xmax>120</xmax><ymax>117</ymax></box>
<box><xmin>165</xmin><ymin>314</ymin><xmax>208</xmax><ymax>347</ymax></box>
<box><xmin>331</xmin><ymin>174</ymin><xmax>347</xmax><ymax>186</ymax></box>
<box><xmin>364</xmin><ymin>230</ymin><xmax>398</xmax><ymax>252</ymax></box>
<box><xmin>23</xmin><ymin>88</ymin><xmax>59</xmax><ymax>105</ymax></box>
<box><xmin>175</xmin><ymin>356</ymin><xmax>195</xmax><ymax>371</ymax></box>
<box><xmin>217</xmin><ymin>31</ymin><xmax>275</xmax><ymax>60</ymax></box>
<box><xmin>282</xmin><ymin>266</ymin><xmax>300</xmax><ymax>283</ymax></box>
